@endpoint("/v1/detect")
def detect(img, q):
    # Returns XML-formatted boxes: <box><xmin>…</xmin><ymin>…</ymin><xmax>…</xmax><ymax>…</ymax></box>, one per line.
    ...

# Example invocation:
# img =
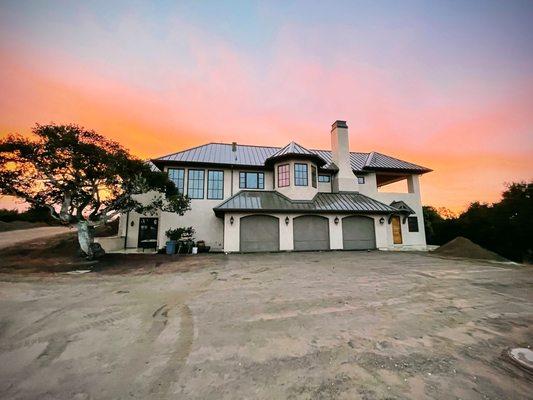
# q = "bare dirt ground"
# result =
<box><xmin>0</xmin><ymin>226</ymin><xmax>72</xmax><ymax>249</ymax></box>
<box><xmin>0</xmin><ymin>251</ymin><xmax>531</xmax><ymax>399</ymax></box>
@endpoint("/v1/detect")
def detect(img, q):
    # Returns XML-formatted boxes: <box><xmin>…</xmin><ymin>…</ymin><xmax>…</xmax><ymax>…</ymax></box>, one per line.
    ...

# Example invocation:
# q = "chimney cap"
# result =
<box><xmin>331</xmin><ymin>120</ymin><xmax>348</xmax><ymax>130</ymax></box>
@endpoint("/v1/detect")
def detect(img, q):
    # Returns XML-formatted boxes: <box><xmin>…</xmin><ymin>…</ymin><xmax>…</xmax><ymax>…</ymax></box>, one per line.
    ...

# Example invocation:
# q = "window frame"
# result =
<box><xmin>187</xmin><ymin>169</ymin><xmax>205</xmax><ymax>199</ymax></box>
<box><xmin>311</xmin><ymin>165</ymin><xmax>317</xmax><ymax>188</ymax></box>
<box><xmin>167</xmin><ymin>168</ymin><xmax>185</xmax><ymax>194</ymax></box>
<box><xmin>408</xmin><ymin>216</ymin><xmax>419</xmax><ymax>232</ymax></box>
<box><xmin>207</xmin><ymin>170</ymin><xmax>224</xmax><ymax>200</ymax></box>
<box><xmin>294</xmin><ymin>163</ymin><xmax>308</xmax><ymax>186</ymax></box>
<box><xmin>277</xmin><ymin>164</ymin><xmax>290</xmax><ymax>188</ymax></box>
<box><xmin>238</xmin><ymin>171</ymin><xmax>264</xmax><ymax>189</ymax></box>
<box><xmin>318</xmin><ymin>174</ymin><xmax>331</xmax><ymax>183</ymax></box>
<box><xmin>357</xmin><ymin>176</ymin><xmax>365</xmax><ymax>184</ymax></box>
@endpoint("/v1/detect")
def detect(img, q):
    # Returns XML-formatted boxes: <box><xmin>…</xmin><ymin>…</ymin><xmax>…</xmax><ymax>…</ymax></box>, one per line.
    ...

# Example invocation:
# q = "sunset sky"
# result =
<box><xmin>1</xmin><ymin>0</ymin><xmax>532</xmax><ymax>212</ymax></box>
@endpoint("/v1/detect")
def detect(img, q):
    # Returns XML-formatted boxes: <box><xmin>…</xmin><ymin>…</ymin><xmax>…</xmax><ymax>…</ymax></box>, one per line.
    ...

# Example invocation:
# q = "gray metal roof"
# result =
<box><xmin>265</xmin><ymin>141</ymin><xmax>327</xmax><ymax>166</ymax></box>
<box><xmin>153</xmin><ymin>142</ymin><xmax>431</xmax><ymax>173</ymax></box>
<box><xmin>213</xmin><ymin>190</ymin><xmax>399</xmax><ymax>215</ymax></box>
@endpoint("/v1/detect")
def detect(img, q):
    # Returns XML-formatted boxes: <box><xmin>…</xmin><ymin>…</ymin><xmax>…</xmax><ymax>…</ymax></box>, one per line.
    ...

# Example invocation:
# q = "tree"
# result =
<box><xmin>0</xmin><ymin>123</ymin><xmax>190</xmax><ymax>258</ymax></box>
<box><xmin>424</xmin><ymin>181</ymin><xmax>532</xmax><ymax>262</ymax></box>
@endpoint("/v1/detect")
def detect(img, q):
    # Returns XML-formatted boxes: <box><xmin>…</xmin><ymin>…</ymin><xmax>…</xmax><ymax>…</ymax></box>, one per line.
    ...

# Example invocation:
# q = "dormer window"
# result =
<box><xmin>278</xmin><ymin>164</ymin><xmax>290</xmax><ymax>187</ymax></box>
<box><xmin>294</xmin><ymin>163</ymin><xmax>308</xmax><ymax>186</ymax></box>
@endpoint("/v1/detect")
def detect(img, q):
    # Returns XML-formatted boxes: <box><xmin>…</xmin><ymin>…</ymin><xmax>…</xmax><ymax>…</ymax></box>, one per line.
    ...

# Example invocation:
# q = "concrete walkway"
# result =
<box><xmin>0</xmin><ymin>226</ymin><xmax>72</xmax><ymax>249</ymax></box>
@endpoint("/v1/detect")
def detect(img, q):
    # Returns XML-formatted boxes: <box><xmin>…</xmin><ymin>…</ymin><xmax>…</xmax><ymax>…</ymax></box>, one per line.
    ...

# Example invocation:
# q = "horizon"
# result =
<box><xmin>1</xmin><ymin>0</ymin><xmax>532</xmax><ymax>212</ymax></box>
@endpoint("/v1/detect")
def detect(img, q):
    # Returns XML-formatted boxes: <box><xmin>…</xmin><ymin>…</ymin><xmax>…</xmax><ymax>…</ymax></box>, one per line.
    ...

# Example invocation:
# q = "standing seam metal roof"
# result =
<box><xmin>213</xmin><ymin>190</ymin><xmax>399</xmax><ymax>214</ymax></box>
<box><xmin>153</xmin><ymin>142</ymin><xmax>431</xmax><ymax>173</ymax></box>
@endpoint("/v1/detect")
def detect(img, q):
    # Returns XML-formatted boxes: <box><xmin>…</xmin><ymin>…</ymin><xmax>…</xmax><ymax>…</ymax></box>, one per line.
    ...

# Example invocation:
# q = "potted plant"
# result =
<box><xmin>165</xmin><ymin>228</ymin><xmax>182</xmax><ymax>254</ymax></box>
<box><xmin>177</xmin><ymin>227</ymin><xmax>195</xmax><ymax>254</ymax></box>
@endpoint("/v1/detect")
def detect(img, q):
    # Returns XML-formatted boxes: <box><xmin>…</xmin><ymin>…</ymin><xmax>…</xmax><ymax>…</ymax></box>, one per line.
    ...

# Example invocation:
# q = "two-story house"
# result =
<box><xmin>116</xmin><ymin>121</ymin><xmax>431</xmax><ymax>253</ymax></box>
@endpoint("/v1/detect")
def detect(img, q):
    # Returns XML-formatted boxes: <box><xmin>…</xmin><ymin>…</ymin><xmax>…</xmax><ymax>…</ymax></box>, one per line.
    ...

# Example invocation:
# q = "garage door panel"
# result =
<box><xmin>240</xmin><ymin>215</ymin><xmax>279</xmax><ymax>252</ymax></box>
<box><xmin>293</xmin><ymin>215</ymin><xmax>329</xmax><ymax>251</ymax></box>
<box><xmin>342</xmin><ymin>216</ymin><xmax>376</xmax><ymax>250</ymax></box>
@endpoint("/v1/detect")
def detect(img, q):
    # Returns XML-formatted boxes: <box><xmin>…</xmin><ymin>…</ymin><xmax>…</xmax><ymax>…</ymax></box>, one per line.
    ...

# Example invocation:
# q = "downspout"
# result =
<box><xmin>231</xmin><ymin>142</ymin><xmax>237</xmax><ymax>196</ymax></box>
<box><xmin>124</xmin><ymin>211</ymin><xmax>130</xmax><ymax>250</ymax></box>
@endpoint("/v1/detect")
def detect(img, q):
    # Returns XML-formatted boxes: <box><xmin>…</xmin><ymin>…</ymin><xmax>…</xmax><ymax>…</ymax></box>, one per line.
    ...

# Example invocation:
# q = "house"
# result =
<box><xmin>116</xmin><ymin>121</ymin><xmax>432</xmax><ymax>253</ymax></box>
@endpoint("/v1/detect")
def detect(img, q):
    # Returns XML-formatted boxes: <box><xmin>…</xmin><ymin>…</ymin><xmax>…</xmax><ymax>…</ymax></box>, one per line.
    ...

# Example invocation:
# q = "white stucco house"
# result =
<box><xmin>114</xmin><ymin>120</ymin><xmax>432</xmax><ymax>253</ymax></box>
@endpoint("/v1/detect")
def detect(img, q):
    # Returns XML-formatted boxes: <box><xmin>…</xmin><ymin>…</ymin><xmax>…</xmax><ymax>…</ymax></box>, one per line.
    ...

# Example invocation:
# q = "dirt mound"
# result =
<box><xmin>433</xmin><ymin>236</ymin><xmax>508</xmax><ymax>262</ymax></box>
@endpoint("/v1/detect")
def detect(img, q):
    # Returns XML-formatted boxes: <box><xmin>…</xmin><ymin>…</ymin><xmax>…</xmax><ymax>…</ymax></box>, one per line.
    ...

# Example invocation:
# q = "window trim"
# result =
<box><xmin>277</xmin><ymin>164</ymin><xmax>290</xmax><ymax>188</ymax></box>
<box><xmin>294</xmin><ymin>163</ymin><xmax>308</xmax><ymax>186</ymax></box>
<box><xmin>311</xmin><ymin>165</ymin><xmax>317</xmax><ymax>188</ymax></box>
<box><xmin>207</xmin><ymin>169</ymin><xmax>224</xmax><ymax>200</ymax></box>
<box><xmin>187</xmin><ymin>169</ymin><xmax>205</xmax><ymax>199</ymax></box>
<box><xmin>318</xmin><ymin>174</ymin><xmax>331</xmax><ymax>183</ymax></box>
<box><xmin>408</xmin><ymin>216</ymin><xmax>419</xmax><ymax>232</ymax></box>
<box><xmin>239</xmin><ymin>171</ymin><xmax>264</xmax><ymax>189</ymax></box>
<box><xmin>167</xmin><ymin>167</ymin><xmax>185</xmax><ymax>194</ymax></box>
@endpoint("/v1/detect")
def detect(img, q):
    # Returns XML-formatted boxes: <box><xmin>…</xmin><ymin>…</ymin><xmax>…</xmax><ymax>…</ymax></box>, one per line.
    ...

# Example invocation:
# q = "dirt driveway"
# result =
<box><xmin>0</xmin><ymin>226</ymin><xmax>72</xmax><ymax>249</ymax></box>
<box><xmin>0</xmin><ymin>251</ymin><xmax>531</xmax><ymax>399</ymax></box>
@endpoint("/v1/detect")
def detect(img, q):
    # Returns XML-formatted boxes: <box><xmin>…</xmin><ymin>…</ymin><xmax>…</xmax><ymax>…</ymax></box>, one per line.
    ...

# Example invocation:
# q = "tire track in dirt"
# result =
<box><xmin>0</xmin><ymin>311</ymin><xmax>130</xmax><ymax>352</ymax></box>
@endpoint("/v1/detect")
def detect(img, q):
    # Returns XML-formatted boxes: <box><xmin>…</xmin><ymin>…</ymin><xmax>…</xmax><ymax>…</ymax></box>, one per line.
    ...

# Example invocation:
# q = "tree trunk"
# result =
<box><xmin>77</xmin><ymin>221</ymin><xmax>94</xmax><ymax>259</ymax></box>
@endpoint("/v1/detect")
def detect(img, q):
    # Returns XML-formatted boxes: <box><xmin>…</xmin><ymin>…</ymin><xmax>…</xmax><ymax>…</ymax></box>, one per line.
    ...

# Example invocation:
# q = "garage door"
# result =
<box><xmin>293</xmin><ymin>215</ymin><xmax>330</xmax><ymax>251</ymax></box>
<box><xmin>240</xmin><ymin>215</ymin><xmax>279</xmax><ymax>252</ymax></box>
<box><xmin>342</xmin><ymin>216</ymin><xmax>376</xmax><ymax>250</ymax></box>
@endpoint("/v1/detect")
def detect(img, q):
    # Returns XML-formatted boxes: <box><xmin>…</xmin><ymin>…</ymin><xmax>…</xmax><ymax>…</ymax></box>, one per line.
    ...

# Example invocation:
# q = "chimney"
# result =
<box><xmin>331</xmin><ymin>120</ymin><xmax>358</xmax><ymax>192</ymax></box>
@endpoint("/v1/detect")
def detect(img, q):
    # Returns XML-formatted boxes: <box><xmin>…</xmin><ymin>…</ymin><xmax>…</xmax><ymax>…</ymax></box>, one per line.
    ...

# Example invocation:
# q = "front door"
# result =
<box><xmin>391</xmin><ymin>216</ymin><xmax>403</xmax><ymax>244</ymax></box>
<box><xmin>138</xmin><ymin>217</ymin><xmax>158</xmax><ymax>248</ymax></box>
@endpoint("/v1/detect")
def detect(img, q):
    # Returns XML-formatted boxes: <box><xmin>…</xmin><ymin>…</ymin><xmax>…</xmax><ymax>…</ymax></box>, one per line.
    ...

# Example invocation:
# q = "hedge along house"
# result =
<box><xmin>116</xmin><ymin>120</ymin><xmax>431</xmax><ymax>252</ymax></box>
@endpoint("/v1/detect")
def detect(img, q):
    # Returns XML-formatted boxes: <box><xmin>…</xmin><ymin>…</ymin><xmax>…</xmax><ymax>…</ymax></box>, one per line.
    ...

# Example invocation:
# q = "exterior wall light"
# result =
<box><xmin>130</xmin><ymin>220</ymin><xmax>135</xmax><ymax>227</ymax></box>
<box><xmin>285</xmin><ymin>216</ymin><xmax>290</xmax><ymax>225</ymax></box>
<box><xmin>230</xmin><ymin>216</ymin><xmax>234</xmax><ymax>225</ymax></box>
<box><xmin>379</xmin><ymin>217</ymin><xmax>385</xmax><ymax>225</ymax></box>
<box><xmin>334</xmin><ymin>217</ymin><xmax>339</xmax><ymax>224</ymax></box>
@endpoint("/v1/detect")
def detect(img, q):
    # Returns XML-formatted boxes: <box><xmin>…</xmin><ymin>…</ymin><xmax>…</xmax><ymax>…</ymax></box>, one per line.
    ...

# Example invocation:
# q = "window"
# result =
<box><xmin>318</xmin><ymin>174</ymin><xmax>331</xmax><ymax>183</ymax></box>
<box><xmin>207</xmin><ymin>170</ymin><xmax>224</xmax><ymax>199</ymax></box>
<box><xmin>311</xmin><ymin>166</ymin><xmax>317</xmax><ymax>188</ymax></box>
<box><xmin>357</xmin><ymin>176</ymin><xmax>365</xmax><ymax>184</ymax></box>
<box><xmin>294</xmin><ymin>163</ymin><xmax>308</xmax><ymax>186</ymax></box>
<box><xmin>239</xmin><ymin>172</ymin><xmax>264</xmax><ymax>189</ymax></box>
<box><xmin>168</xmin><ymin>168</ymin><xmax>185</xmax><ymax>193</ymax></box>
<box><xmin>187</xmin><ymin>169</ymin><xmax>204</xmax><ymax>199</ymax></box>
<box><xmin>408</xmin><ymin>216</ymin><xmax>419</xmax><ymax>232</ymax></box>
<box><xmin>277</xmin><ymin>164</ymin><xmax>290</xmax><ymax>187</ymax></box>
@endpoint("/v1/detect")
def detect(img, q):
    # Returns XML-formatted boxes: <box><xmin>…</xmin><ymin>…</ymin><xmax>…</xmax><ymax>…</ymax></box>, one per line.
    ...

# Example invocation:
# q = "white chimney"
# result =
<box><xmin>331</xmin><ymin>120</ymin><xmax>358</xmax><ymax>192</ymax></box>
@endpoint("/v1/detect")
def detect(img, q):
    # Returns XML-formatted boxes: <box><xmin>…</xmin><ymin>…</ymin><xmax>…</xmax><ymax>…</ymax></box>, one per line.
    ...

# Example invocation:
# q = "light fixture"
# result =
<box><xmin>230</xmin><ymin>216</ymin><xmax>234</xmax><ymax>225</ymax></box>
<box><xmin>130</xmin><ymin>220</ymin><xmax>135</xmax><ymax>227</ymax></box>
<box><xmin>379</xmin><ymin>217</ymin><xmax>385</xmax><ymax>225</ymax></box>
<box><xmin>285</xmin><ymin>216</ymin><xmax>290</xmax><ymax>225</ymax></box>
<box><xmin>334</xmin><ymin>217</ymin><xmax>339</xmax><ymax>224</ymax></box>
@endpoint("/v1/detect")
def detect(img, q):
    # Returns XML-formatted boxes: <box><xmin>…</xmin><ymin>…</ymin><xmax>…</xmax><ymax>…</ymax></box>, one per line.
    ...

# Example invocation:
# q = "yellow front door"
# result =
<box><xmin>391</xmin><ymin>216</ymin><xmax>403</xmax><ymax>244</ymax></box>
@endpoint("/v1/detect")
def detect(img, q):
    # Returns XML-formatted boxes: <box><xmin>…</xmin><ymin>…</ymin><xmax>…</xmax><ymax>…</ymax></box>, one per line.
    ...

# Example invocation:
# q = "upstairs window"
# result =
<box><xmin>357</xmin><ymin>176</ymin><xmax>365</xmax><ymax>184</ymax></box>
<box><xmin>278</xmin><ymin>164</ymin><xmax>290</xmax><ymax>187</ymax></box>
<box><xmin>408</xmin><ymin>216</ymin><xmax>419</xmax><ymax>232</ymax></box>
<box><xmin>311</xmin><ymin>166</ymin><xmax>317</xmax><ymax>188</ymax></box>
<box><xmin>168</xmin><ymin>168</ymin><xmax>185</xmax><ymax>193</ymax></box>
<box><xmin>207</xmin><ymin>170</ymin><xmax>224</xmax><ymax>199</ymax></box>
<box><xmin>187</xmin><ymin>169</ymin><xmax>205</xmax><ymax>199</ymax></box>
<box><xmin>318</xmin><ymin>174</ymin><xmax>331</xmax><ymax>183</ymax></box>
<box><xmin>239</xmin><ymin>171</ymin><xmax>264</xmax><ymax>189</ymax></box>
<box><xmin>294</xmin><ymin>163</ymin><xmax>308</xmax><ymax>186</ymax></box>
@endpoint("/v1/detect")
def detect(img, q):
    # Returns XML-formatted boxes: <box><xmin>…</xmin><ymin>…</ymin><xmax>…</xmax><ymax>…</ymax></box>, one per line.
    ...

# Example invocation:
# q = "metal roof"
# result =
<box><xmin>265</xmin><ymin>141</ymin><xmax>327</xmax><ymax>166</ymax></box>
<box><xmin>213</xmin><ymin>190</ymin><xmax>399</xmax><ymax>215</ymax></box>
<box><xmin>153</xmin><ymin>142</ymin><xmax>431</xmax><ymax>173</ymax></box>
